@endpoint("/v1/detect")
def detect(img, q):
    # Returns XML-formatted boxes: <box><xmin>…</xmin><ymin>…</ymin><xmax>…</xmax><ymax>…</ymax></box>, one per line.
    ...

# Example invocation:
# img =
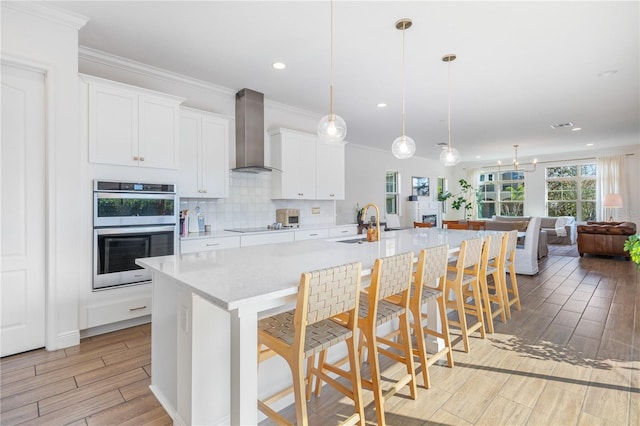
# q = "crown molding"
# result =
<box><xmin>2</xmin><ymin>1</ymin><xmax>88</xmax><ymax>30</ymax></box>
<box><xmin>79</xmin><ymin>46</ymin><xmax>236</xmax><ymax>97</ymax></box>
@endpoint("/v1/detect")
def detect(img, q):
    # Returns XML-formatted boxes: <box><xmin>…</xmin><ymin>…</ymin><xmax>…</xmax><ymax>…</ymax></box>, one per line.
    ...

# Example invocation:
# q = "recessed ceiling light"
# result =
<box><xmin>377</xmin><ymin>103</ymin><xmax>387</xmax><ymax>108</ymax></box>
<box><xmin>272</xmin><ymin>62</ymin><xmax>286</xmax><ymax>70</ymax></box>
<box><xmin>586</xmin><ymin>143</ymin><xmax>594</xmax><ymax>146</ymax></box>
<box><xmin>571</xmin><ymin>127</ymin><xmax>582</xmax><ymax>131</ymax></box>
<box><xmin>475</xmin><ymin>155</ymin><xmax>482</xmax><ymax>159</ymax></box>
<box><xmin>598</xmin><ymin>69</ymin><xmax>617</xmax><ymax>77</ymax></box>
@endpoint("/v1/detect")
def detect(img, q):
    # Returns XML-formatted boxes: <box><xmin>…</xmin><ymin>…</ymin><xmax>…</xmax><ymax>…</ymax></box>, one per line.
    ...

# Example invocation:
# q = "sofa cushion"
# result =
<box><xmin>485</xmin><ymin>220</ymin><xmax>529</xmax><ymax>232</ymax></box>
<box><xmin>578</xmin><ymin>222</ymin><xmax>636</xmax><ymax>235</ymax></box>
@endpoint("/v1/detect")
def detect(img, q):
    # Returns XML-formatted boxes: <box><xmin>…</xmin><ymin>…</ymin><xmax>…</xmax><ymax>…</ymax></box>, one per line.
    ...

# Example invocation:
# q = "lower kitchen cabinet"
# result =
<box><xmin>181</xmin><ymin>236</ymin><xmax>241</xmax><ymax>254</ymax></box>
<box><xmin>294</xmin><ymin>228</ymin><xmax>329</xmax><ymax>241</ymax></box>
<box><xmin>87</xmin><ymin>295</ymin><xmax>152</xmax><ymax>329</ymax></box>
<box><xmin>328</xmin><ymin>225</ymin><xmax>358</xmax><ymax>238</ymax></box>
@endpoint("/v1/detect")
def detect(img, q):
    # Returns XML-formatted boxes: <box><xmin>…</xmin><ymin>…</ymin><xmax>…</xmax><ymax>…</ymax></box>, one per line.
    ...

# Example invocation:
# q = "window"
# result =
<box><xmin>546</xmin><ymin>164</ymin><xmax>596</xmax><ymax>221</ymax></box>
<box><xmin>478</xmin><ymin>170</ymin><xmax>525</xmax><ymax>218</ymax></box>
<box><xmin>385</xmin><ymin>171</ymin><xmax>399</xmax><ymax>215</ymax></box>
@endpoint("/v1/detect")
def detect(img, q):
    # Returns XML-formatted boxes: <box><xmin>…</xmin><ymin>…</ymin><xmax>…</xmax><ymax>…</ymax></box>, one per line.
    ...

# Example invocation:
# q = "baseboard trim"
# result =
<box><xmin>149</xmin><ymin>384</ymin><xmax>184</xmax><ymax>426</ymax></box>
<box><xmin>80</xmin><ymin>315</ymin><xmax>151</xmax><ymax>339</ymax></box>
<box><xmin>55</xmin><ymin>330</ymin><xmax>81</xmax><ymax>350</ymax></box>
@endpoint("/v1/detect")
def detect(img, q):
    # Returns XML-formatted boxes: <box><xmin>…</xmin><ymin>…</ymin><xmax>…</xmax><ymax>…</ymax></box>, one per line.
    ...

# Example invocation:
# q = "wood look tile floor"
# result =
<box><xmin>1</xmin><ymin>247</ymin><xmax>638</xmax><ymax>425</ymax></box>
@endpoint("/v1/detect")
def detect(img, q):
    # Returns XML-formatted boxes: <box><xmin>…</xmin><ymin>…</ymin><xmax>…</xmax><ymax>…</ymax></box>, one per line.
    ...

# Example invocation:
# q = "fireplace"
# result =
<box><xmin>422</xmin><ymin>214</ymin><xmax>438</xmax><ymax>227</ymax></box>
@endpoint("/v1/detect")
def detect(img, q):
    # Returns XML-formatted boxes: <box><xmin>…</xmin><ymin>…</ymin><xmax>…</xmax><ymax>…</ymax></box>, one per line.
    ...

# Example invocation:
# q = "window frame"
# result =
<box><xmin>477</xmin><ymin>169</ymin><xmax>526</xmax><ymax>218</ymax></box>
<box><xmin>545</xmin><ymin>162</ymin><xmax>596</xmax><ymax>221</ymax></box>
<box><xmin>385</xmin><ymin>171</ymin><xmax>400</xmax><ymax>215</ymax></box>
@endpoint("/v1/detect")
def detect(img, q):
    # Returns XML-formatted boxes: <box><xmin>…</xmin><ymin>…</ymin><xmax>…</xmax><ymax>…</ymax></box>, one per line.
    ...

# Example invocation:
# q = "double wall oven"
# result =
<box><xmin>93</xmin><ymin>180</ymin><xmax>177</xmax><ymax>290</ymax></box>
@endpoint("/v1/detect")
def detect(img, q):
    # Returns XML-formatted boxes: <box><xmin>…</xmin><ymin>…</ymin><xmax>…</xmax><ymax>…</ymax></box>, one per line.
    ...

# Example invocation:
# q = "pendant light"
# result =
<box><xmin>317</xmin><ymin>0</ymin><xmax>347</xmax><ymax>144</ymax></box>
<box><xmin>391</xmin><ymin>18</ymin><xmax>416</xmax><ymax>160</ymax></box>
<box><xmin>439</xmin><ymin>54</ymin><xmax>461</xmax><ymax>166</ymax></box>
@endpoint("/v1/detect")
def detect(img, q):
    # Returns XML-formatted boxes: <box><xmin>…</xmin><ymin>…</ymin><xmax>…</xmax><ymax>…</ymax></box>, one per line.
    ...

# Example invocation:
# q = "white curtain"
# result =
<box><xmin>596</xmin><ymin>155</ymin><xmax>628</xmax><ymax>221</ymax></box>
<box><xmin>466</xmin><ymin>168</ymin><xmax>481</xmax><ymax>219</ymax></box>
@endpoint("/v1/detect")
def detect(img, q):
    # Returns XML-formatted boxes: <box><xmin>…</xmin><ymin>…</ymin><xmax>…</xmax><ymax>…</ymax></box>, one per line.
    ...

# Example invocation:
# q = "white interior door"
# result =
<box><xmin>1</xmin><ymin>63</ymin><xmax>46</xmax><ymax>357</ymax></box>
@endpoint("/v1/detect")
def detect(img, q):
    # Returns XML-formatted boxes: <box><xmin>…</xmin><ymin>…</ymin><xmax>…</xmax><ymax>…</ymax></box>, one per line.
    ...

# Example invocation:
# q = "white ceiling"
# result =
<box><xmin>52</xmin><ymin>1</ymin><xmax>639</xmax><ymax>164</ymax></box>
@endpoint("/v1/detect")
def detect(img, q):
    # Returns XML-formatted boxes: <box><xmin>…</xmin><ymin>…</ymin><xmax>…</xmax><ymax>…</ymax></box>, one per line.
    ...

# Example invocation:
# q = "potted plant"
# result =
<box><xmin>624</xmin><ymin>234</ymin><xmax>640</xmax><ymax>269</ymax></box>
<box><xmin>437</xmin><ymin>178</ymin><xmax>481</xmax><ymax>220</ymax></box>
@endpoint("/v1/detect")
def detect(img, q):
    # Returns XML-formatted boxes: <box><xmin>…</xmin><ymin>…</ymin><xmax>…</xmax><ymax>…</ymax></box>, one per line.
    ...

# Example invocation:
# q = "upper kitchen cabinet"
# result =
<box><xmin>179</xmin><ymin>108</ymin><xmax>230</xmax><ymax>198</ymax></box>
<box><xmin>270</xmin><ymin>128</ymin><xmax>316</xmax><ymax>199</ymax></box>
<box><xmin>316</xmin><ymin>141</ymin><xmax>345</xmax><ymax>200</ymax></box>
<box><xmin>82</xmin><ymin>74</ymin><xmax>184</xmax><ymax>169</ymax></box>
<box><xmin>270</xmin><ymin>128</ymin><xmax>345</xmax><ymax>200</ymax></box>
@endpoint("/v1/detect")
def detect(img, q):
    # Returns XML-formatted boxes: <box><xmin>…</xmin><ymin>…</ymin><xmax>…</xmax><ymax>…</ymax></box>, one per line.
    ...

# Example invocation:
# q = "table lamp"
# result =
<box><xmin>603</xmin><ymin>193</ymin><xmax>623</xmax><ymax>222</ymax></box>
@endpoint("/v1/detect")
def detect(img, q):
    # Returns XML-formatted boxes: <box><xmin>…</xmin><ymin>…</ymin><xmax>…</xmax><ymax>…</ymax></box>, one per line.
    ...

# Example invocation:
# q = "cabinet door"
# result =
<box><xmin>200</xmin><ymin>115</ymin><xmax>229</xmax><ymax>198</ymax></box>
<box><xmin>139</xmin><ymin>95</ymin><xmax>180</xmax><ymax>169</ymax></box>
<box><xmin>88</xmin><ymin>83</ymin><xmax>138</xmax><ymax>166</ymax></box>
<box><xmin>272</xmin><ymin>130</ymin><xmax>316</xmax><ymax>199</ymax></box>
<box><xmin>178</xmin><ymin>112</ymin><xmax>201</xmax><ymax>197</ymax></box>
<box><xmin>316</xmin><ymin>141</ymin><xmax>345</xmax><ymax>200</ymax></box>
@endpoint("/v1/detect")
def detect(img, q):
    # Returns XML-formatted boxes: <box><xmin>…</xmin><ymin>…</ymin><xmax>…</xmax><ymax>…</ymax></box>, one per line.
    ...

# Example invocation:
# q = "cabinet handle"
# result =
<box><xmin>206</xmin><ymin>243</ymin><xmax>220</xmax><ymax>246</ymax></box>
<box><xmin>330</xmin><ymin>194</ymin><xmax>335</xmax><ymax>197</ymax></box>
<box><xmin>129</xmin><ymin>305</ymin><xmax>147</xmax><ymax>312</ymax></box>
<box><xmin>133</xmin><ymin>156</ymin><xmax>139</xmax><ymax>161</ymax></box>
<box><xmin>341</xmin><ymin>230</ymin><xmax>349</xmax><ymax>233</ymax></box>
<box><xmin>309</xmin><ymin>233</ymin><xmax>318</xmax><ymax>236</ymax></box>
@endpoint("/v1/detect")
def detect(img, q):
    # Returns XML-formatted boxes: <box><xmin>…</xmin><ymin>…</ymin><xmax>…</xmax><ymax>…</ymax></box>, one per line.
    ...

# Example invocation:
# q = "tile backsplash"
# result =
<box><xmin>180</xmin><ymin>172</ymin><xmax>336</xmax><ymax>231</ymax></box>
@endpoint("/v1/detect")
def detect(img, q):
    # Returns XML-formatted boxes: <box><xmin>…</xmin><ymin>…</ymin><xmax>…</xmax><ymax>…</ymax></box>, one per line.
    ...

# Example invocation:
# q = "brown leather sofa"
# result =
<box><xmin>577</xmin><ymin>221</ymin><xmax>636</xmax><ymax>259</ymax></box>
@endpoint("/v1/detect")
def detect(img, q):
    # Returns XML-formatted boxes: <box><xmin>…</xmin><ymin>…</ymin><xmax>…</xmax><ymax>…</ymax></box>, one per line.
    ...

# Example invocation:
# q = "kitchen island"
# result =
<box><xmin>136</xmin><ymin>227</ymin><xmax>486</xmax><ymax>425</ymax></box>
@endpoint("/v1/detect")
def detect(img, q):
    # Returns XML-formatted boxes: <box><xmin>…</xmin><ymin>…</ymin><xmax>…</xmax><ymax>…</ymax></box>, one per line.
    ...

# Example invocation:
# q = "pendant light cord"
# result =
<box><xmin>447</xmin><ymin>58</ymin><xmax>452</xmax><ymax>152</ymax></box>
<box><xmin>329</xmin><ymin>0</ymin><xmax>334</xmax><ymax>118</ymax></box>
<box><xmin>401</xmin><ymin>20</ymin><xmax>406</xmax><ymax>138</ymax></box>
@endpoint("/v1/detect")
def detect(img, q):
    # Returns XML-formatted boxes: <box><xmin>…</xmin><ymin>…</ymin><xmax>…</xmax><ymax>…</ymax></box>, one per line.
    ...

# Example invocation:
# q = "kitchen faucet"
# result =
<box><xmin>360</xmin><ymin>203</ymin><xmax>380</xmax><ymax>242</ymax></box>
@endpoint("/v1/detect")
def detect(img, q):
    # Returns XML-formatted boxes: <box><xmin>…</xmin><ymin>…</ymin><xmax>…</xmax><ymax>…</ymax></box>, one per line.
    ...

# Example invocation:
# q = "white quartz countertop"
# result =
<box><xmin>138</xmin><ymin>228</ymin><xmax>491</xmax><ymax>312</ymax></box>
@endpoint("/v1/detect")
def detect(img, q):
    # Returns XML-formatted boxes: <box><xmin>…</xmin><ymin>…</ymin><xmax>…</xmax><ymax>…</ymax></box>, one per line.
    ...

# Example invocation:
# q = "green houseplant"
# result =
<box><xmin>624</xmin><ymin>234</ymin><xmax>640</xmax><ymax>269</ymax></box>
<box><xmin>437</xmin><ymin>178</ymin><xmax>482</xmax><ymax>220</ymax></box>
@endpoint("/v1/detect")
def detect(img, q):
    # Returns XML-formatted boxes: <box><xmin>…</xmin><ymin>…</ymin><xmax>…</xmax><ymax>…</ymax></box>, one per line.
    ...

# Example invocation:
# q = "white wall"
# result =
<box><xmin>337</xmin><ymin>144</ymin><xmax>454</xmax><ymax>226</ymax></box>
<box><xmin>1</xmin><ymin>3</ymin><xmax>87</xmax><ymax>350</ymax></box>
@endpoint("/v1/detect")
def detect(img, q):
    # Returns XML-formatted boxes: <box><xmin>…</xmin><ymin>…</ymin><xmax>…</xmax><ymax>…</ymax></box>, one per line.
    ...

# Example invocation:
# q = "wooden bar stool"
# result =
<box><xmin>477</xmin><ymin>234</ymin><xmax>507</xmax><ymax>334</ymax></box>
<box><xmin>257</xmin><ymin>262</ymin><xmax>365</xmax><ymax>426</ymax></box>
<box><xmin>501</xmin><ymin>230</ymin><xmax>521</xmax><ymax>318</ymax></box>
<box><xmin>385</xmin><ymin>245</ymin><xmax>452</xmax><ymax>389</ymax></box>
<box><xmin>445</xmin><ymin>238</ymin><xmax>485</xmax><ymax>353</ymax></box>
<box><xmin>315</xmin><ymin>252</ymin><xmax>416</xmax><ymax>426</ymax></box>
<box><xmin>413</xmin><ymin>221</ymin><xmax>431</xmax><ymax>228</ymax></box>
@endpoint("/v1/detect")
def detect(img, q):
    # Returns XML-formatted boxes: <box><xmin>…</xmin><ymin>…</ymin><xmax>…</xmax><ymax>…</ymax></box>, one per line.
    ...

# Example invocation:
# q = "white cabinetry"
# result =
<box><xmin>316</xmin><ymin>141</ymin><xmax>345</xmax><ymax>200</ymax></box>
<box><xmin>179</xmin><ymin>108</ymin><xmax>230</xmax><ymax>198</ymax></box>
<box><xmin>328</xmin><ymin>225</ymin><xmax>358</xmax><ymax>238</ymax></box>
<box><xmin>270</xmin><ymin>128</ymin><xmax>317</xmax><ymax>199</ymax></box>
<box><xmin>294</xmin><ymin>228</ymin><xmax>329</xmax><ymax>241</ymax></box>
<box><xmin>82</xmin><ymin>74</ymin><xmax>184</xmax><ymax>169</ymax></box>
<box><xmin>181</xmin><ymin>236</ymin><xmax>240</xmax><ymax>254</ymax></box>
<box><xmin>270</xmin><ymin>128</ymin><xmax>345</xmax><ymax>200</ymax></box>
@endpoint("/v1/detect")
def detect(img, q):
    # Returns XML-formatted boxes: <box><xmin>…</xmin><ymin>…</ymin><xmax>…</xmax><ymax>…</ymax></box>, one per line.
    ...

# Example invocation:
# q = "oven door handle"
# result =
<box><xmin>94</xmin><ymin>192</ymin><xmax>176</xmax><ymax>201</ymax></box>
<box><xmin>94</xmin><ymin>225</ymin><xmax>177</xmax><ymax>235</ymax></box>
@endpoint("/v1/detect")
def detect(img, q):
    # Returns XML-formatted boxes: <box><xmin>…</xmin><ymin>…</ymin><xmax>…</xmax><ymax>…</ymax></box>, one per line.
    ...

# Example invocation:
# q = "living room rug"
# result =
<box><xmin>547</xmin><ymin>244</ymin><xmax>580</xmax><ymax>257</ymax></box>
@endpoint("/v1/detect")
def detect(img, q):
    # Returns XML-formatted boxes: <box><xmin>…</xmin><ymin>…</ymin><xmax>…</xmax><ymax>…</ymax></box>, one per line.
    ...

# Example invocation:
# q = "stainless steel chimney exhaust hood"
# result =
<box><xmin>232</xmin><ymin>88</ymin><xmax>272</xmax><ymax>173</ymax></box>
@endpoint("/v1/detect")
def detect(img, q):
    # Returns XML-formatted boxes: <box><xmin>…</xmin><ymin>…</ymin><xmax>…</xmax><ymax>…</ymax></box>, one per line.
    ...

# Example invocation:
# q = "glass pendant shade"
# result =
<box><xmin>440</xmin><ymin>146</ymin><xmax>461</xmax><ymax>166</ymax></box>
<box><xmin>317</xmin><ymin>113</ymin><xmax>347</xmax><ymax>144</ymax></box>
<box><xmin>392</xmin><ymin>135</ymin><xmax>416</xmax><ymax>159</ymax></box>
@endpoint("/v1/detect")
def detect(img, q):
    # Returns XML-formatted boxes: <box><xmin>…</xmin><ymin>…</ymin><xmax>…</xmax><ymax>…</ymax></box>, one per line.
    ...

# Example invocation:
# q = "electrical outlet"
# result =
<box><xmin>312</xmin><ymin>207</ymin><xmax>321</xmax><ymax>215</ymax></box>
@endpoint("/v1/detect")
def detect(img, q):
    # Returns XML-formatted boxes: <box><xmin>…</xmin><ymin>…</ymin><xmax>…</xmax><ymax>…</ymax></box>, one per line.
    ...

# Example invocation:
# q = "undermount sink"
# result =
<box><xmin>336</xmin><ymin>237</ymin><xmax>368</xmax><ymax>244</ymax></box>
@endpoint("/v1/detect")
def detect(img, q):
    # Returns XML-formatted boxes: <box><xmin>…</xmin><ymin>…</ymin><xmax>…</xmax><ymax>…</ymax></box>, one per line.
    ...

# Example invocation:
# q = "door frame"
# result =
<box><xmin>2</xmin><ymin>56</ymin><xmax>57</xmax><ymax>352</ymax></box>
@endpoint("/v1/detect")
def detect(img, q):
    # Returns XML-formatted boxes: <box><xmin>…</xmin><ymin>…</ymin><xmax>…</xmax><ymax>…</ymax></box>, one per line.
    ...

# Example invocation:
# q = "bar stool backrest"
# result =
<box><xmin>303</xmin><ymin>263</ymin><xmax>362</xmax><ymax>325</ymax></box>
<box><xmin>461</xmin><ymin>238</ymin><xmax>483</xmax><ymax>270</ymax></box>
<box><xmin>417</xmin><ymin>245</ymin><xmax>449</xmax><ymax>288</ymax></box>
<box><xmin>505</xmin><ymin>230</ymin><xmax>518</xmax><ymax>261</ymax></box>
<box><xmin>370</xmin><ymin>252</ymin><xmax>414</xmax><ymax>302</ymax></box>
